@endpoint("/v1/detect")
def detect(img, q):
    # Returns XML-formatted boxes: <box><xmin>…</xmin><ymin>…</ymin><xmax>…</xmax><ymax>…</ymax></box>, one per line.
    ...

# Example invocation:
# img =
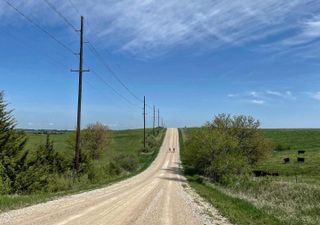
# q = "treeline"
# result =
<box><xmin>0</xmin><ymin>91</ymin><xmax>164</xmax><ymax>194</ymax></box>
<box><xmin>181</xmin><ymin>114</ymin><xmax>272</xmax><ymax>184</ymax></box>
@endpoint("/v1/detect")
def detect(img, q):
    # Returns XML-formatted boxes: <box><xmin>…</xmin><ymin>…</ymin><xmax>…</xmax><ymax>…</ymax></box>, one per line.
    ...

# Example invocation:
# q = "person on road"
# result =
<box><xmin>169</xmin><ymin>147</ymin><xmax>171</xmax><ymax>152</ymax></box>
<box><xmin>173</xmin><ymin>147</ymin><xmax>175</xmax><ymax>153</ymax></box>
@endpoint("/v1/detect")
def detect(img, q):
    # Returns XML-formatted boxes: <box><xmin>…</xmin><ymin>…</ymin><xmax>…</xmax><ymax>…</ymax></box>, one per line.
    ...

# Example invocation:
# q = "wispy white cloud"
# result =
<box><xmin>2</xmin><ymin>0</ymin><xmax>320</xmax><ymax>57</ymax></box>
<box><xmin>249</xmin><ymin>91</ymin><xmax>260</xmax><ymax>98</ymax></box>
<box><xmin>227</xmin><ymin>94</ymin><xmax>237</xmax><ymax>98</ymax></box>
<box><xmin>266</xmin><ymin>90</ymin><xmax>296</xmax><ymax>100</ymax></box>
<box><xmin>266</xmin><ymin>90</ymin><xmax>282</xmax><ymax>97</ymax></box>
<box><xmin>249</xmin><ymin>99</ymin><xmax>265</xmax><ymax>105</ymax></box>
<box><xmin>281</xmin><ymin>17</ymin><xmax>320</xmax><ymax>46</ymax></box>
<box><xmin>228</xmin><ymin>90</ymin><xmax>296</xmax><ymax>105</ymax></box>
<box><xmin>308</xmin><ymin>91</ymin><xmax>320</xmax><ymax>100</ymax></box>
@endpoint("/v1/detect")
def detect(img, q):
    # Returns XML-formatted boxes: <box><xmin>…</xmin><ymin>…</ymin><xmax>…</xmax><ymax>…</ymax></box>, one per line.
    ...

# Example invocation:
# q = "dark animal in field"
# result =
<box><xmin>297</xmin><ymin>150</ymin><xmax>305</xmax><ymax>154</ymax></box>
<box><xmin>253</xmin><ymin>170</ymin><xmax>266</xmax><ymax>177</ymax></box>
<box><xmin>297</xmin><ymin>157</ymin><xmax>305</xmax><ymax>163</ymax></box>
<box><xmin>283</xmin><ymin>158</ymin><xmax>290</xmax><ymax>164</ymax></box>
<box><xmin>252</xmin><ymin>170</ymin><xmax>279</xmax><ymax>177</ymax></box>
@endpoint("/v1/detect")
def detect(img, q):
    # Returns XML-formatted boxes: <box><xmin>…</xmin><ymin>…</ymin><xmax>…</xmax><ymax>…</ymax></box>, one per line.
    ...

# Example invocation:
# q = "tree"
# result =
<box><xmin>0</xmin><ymin>91</ymin><xmax>28</xmax><ymax>194</ymax></box>
<box><xmin>82</xmin><ymin>122</ymin><xmax>111</xmax><ymax>160</ymax></box>
<box><xmin>184</xmin><ymin>114</ymin><xmax>272</xmax><ymax>182</ymax></box>
<box><xmin>14</xmin><ymin>134</ymin><xmax>66</xmax><ymax>193</ymax></box>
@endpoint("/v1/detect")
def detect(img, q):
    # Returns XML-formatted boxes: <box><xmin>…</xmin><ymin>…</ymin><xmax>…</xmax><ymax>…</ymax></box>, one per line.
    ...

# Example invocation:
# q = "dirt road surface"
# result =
<box><xmin>0</xmin><ymin>128</ymin><xmax>230</xmax><ymax>225</ymax></box>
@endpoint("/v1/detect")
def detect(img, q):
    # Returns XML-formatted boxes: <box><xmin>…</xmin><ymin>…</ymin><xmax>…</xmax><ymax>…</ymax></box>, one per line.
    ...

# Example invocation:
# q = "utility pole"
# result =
<box><xmin>143</xmin><ymin>96</ymin><xmax>146</xmax><ymax>150</ymax></box>
<box><xmin>153</xmin><ymin>105</ymin><xmax>155</xmax><ymax>134</ymax></box>
<box><xmin>71</xmin><ymin>16</ymin><xmax>89</xmax><ymax>173</ymax></box>
<box><xmin>157</xmin><ymin>108</ymin><xmax>160</xmax><ymax>128</ymax></box>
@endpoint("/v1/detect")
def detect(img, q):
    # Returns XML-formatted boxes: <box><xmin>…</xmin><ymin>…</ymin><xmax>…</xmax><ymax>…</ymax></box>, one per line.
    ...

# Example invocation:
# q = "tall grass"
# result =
<box><xmin>218</xmin><ymin>176</ymin><xmax>320</xmax><ymax>225</ymax></box>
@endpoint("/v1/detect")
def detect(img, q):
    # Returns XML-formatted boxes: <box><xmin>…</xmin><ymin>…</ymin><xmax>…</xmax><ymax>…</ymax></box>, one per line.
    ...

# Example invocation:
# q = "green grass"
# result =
<box><xmin>180</xmin><ymin>128</ymin><xmax>320</xmax><ymax>225</ymax></box>
<box><xmin>258</xmin><ymin>129</ymin><xmax>320</xmax><ymax>176</ymax></box>
<box><xmin>0</xmin><ymin>128</ymin><xmax>166</xmax><ymax>212</ymax></box>
<box><xmin>25</xmin><ymin>132</ymin><xmax>71</xmax><ymax>153</ymax></box>
<box><xmin>188</xmin><ymin>178</ymin><xmax>284</xmax><ymax>225</ymax></box>
<box><xmin>24</xmin><ymin>129</ymin><xmax>160</xmax><ymax>169</ymax></box>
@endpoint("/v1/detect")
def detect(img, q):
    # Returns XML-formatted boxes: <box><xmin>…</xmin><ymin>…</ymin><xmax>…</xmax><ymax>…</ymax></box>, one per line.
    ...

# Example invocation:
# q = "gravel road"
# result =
<box><xmin>0</xmin><ymin>128</ymin><xmax>231</xmax><ymax>225</ymax></box>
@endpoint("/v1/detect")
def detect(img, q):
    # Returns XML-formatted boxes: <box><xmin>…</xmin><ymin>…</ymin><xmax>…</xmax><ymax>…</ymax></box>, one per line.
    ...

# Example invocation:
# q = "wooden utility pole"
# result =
<box><xmin>143</xmin><ymin>96</ymin><xmax>146</xmax><ymax>150</ymax></box>
<box><xmin>153</xmin><ymin>105</ymin><xmax>155</xmax><ymax>133</ymax></box>
<box><xmin>71</xmin><ymin>16</ymin><xmax>89</xmax><ymax>173</ymax></box>
<box><xmin>157</xmin><ymin>108</ymin><xmax>160</xmax><ymax>128</ymax></box>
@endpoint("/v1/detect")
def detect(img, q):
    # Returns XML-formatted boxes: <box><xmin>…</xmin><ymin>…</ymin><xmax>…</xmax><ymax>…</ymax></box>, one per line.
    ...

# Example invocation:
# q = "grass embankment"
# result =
<box><xmin>0</xmin><ymin>128</ymin><xmax>166</xmax><ymax>212</ymax></box>
<box><xmin>180</xmin><ymin>128</ymin><xmax>320</xmax><ymax>225</ymax></box>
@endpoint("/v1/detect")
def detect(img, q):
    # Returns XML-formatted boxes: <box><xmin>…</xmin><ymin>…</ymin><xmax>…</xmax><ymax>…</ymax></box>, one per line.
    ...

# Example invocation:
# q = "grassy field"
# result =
<box><xmin>180</xmin><ymin>128</ymin><xmax>320</xmax><ymax>225</ymax></box>
<box><xmin>258</xmin><ymin>129</ymin><xmax>320</xmax><ymax>177</ymax></box>
<box><xmin>25</xmin><ymin>129</ymin><xmax>158</xmax><ymax>169</ymax></box>
<box><xmin>0</xmin><ymin>128</ymin><xmax>166</xmax><ymax>212</ymax></box>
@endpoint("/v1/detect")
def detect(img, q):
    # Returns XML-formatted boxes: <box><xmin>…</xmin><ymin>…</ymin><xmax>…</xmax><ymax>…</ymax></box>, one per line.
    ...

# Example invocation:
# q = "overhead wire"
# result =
<box><xmin>41</xmin><ymin>0</ymin><xmax>143</xmax><ymax>109</ymax></box>
<box><xmin>43</xmin><ymin>0</ymin><xmax>77</xmax><ymax>31</ymax></box>
<box><xmin>90</xmin><ymin>69</ymin><xmax>141</xmax><ymax>109</ymax></box>
<box><xmin>66</xmin><ymin>0</ymin><xmax>145</xmax><ymax>105</ymax></box>
<box><xmin>3</xmin><ymin>0</ymin><xmax>76</xmax><ymax>55</ymax></box>
<box><xmin>5</xmin><ymin>0</ymin><xmax>156</xmax><ymax>114</ymax></box>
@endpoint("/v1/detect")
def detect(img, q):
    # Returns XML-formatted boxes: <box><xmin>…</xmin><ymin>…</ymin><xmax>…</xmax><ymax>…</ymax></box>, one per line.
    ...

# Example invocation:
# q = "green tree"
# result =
<box><xmin>0</xmin><ymin>91</ymin><xmax>28</xmax><ymax>194</ymax></box>
<box><xmin>184</xmin><ymin>114</ymin><xmax>272</xmax><ymax>182</ymax></box>
<box><xmin>14</xmin><ymin>134</ymin><xmax>67</xmax><ymax>193</ymax></box>
<box><xmin>82</xmin><ymin>122</ymin><xmax>111</xmax><ymax>160</ymax></box>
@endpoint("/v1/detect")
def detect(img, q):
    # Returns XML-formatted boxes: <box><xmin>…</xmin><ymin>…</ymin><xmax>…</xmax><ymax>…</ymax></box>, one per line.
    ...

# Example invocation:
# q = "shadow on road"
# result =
<box><xmin>159</xmin><ymin>166</ymin><xmax>186</xmax><ymax>183</ymax></box>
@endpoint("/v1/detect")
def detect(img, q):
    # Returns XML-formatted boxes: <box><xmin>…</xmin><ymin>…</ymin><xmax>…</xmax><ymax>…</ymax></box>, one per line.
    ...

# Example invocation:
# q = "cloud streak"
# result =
<box><xmin>228</xmin><ymin>90</ymin><xmax>296</xmax><ymax>105</ymax></box>
<box><xmin>249</xmin><ymin>99</ymin><xmax>265</xmax><ymax>105</ymax></box>
<box><xmin>2</xmin><ymin>0</ymin><xmax>320</xmax><ymax>57</ymax></box>
<box><xmin>307</xmin><ymin>91</ymin><xmax>320</xmax><ymax>100</ymax></box>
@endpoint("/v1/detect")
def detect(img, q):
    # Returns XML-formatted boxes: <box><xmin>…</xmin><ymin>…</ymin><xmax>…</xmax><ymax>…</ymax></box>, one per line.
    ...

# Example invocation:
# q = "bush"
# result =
<box><xmin>87</xmin><ymin>163</ymin><xmax>107</xmax><ymax>182</ymax></box>
<box><xmin>82</xmin><ymin>122</ymin><xmax>111</xmax><ymax>160</ymax></box>
<box><xmin>105</xmin><ymin>161</ymin><xmax>122</xmax><ymax>177</ymax></box>
<box><xmin>274</xmin><ymin>143</ymin><xmax>291</xmax><ymax>151</ymax></box>
<box><xmin>0</xmin><ymin>91</ymin><xmax>29</xmax><ymax>194</ymax></box>
<box><xmin>13</xmin><ymin>135</ymin><xmax>61</xmax><ymax>193</ymax></box>
<box><xmin>187</xmin><ymin>175</ymin><xmax>204</xmax><ymax>184</ymax></box>
<box><xmin>142</xmin><ymin>128</ymin><xmax>164</xmax><ymax>153</ymax></box>
<box><xmin>114</xmin><ymin>154</ymin><xmax>139</xmax><ymax>172</ymax></box>
<box><xmin>184</xmin><ymin>114</ymin><xmax>272</xmax><ymax>182</ymax></box>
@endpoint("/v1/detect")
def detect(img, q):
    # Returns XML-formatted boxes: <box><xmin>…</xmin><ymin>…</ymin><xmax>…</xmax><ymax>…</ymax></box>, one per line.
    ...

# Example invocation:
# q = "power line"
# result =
<box><xmin>64</xmin><ymin>0</ymin><xmax>144</xmax><ymax>104</ymax></box>
<box><xmin>90</xmin><ymin>69</ymin><xmax>141</xmax><ymax>109</ymax></box>
<box><xmin>43</xmin><ymin>0</ymin><xmax>77</xmax><ymax>31</ymax></box>
<box><xmin>87</xmin><ymin>42</ymin><xmax>143</xmax><ymax>103</ymax></box>
<box><xmin>45</xmin><ymin>0</ymin><xmax>145</xmax><ymax>108</ymax></box>
<box><xmin>40</xmin><ymin>0</ymin><xmax>143</xmax><ymax>110</ymax></box>
<box><xmin>67</xmin><ymin>0</ymin><xmax>81</xmax><ymax>16</ymax></box>
<box><xmin>3</xmin><ymin>0</ymin><xmax>76</xmax><ymax>55</ymax></box>
<box><xmin>6</xmin><ymin>0</ymin><xmax>152</xmax><ymax>112</ymax></box>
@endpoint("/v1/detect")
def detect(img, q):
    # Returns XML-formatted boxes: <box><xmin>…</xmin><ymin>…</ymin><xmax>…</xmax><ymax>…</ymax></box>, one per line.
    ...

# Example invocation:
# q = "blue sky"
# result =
<box><xmin>1</xmin><ymin>0</ymin><xmax>320</xmax><ymax>129</ymax></box>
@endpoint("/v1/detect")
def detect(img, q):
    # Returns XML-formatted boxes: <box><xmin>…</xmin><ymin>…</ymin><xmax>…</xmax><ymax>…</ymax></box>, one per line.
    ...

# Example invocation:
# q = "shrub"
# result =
<box><xmin>184</xmin><ymin>114</ymin><xmax>272</xmax><ymax>182</ymax></box>
<box><xmin>105</xmin><ymin>161</ymin><xmax>122</xmax><ymax>176</ymax></box>
<box><xmin>114</xmin><ymin>154</ymin><xmax>139</xmax><ymax>172</ymax></box>
<box><xmin>87</xmin><ymin>163</ymin><xmax>107</xmax><ymax>182</ymax></box>
<box><xmin>0</xmin><ymin>91</ymin><xmax>29</xmax><ymax>194</ymax></box>
<box><xmin>14</xmin><ymin>134</ymin><xmax>71</xmax><ymax>194</ymax></box>
<box><xmin>82</xmin><ymin>122</ymin><xmax>111</xmax><ymax>160</ymax></box>
<box><xmin>274</xmin><ymin>143</ymin><xmax>291</xmax><ymax>151</ymax></box>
